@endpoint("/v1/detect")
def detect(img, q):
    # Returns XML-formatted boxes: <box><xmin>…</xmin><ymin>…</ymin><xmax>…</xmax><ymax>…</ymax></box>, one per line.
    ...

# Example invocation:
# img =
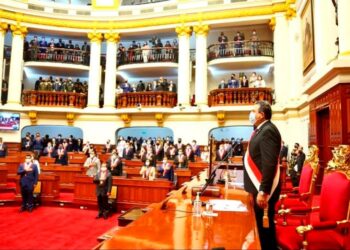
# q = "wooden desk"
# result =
<box><xmin>188</xmin><ymin>161</ymin><xmax>208</xmax><ymax>176</ymax></box>
<box><xmin>67</xmin><ymin>152</ymin><xmax>87</xmax><ymax>164</ymax></box>
<box><xmin>98</xmin><ymin>179</ymin><xmax>260</xmax><ymax>249</ymax></box>
<box><xmin>174</xmin><ymin>169</ymin><xmax>191</xmax><ymax>187</ymax></box>
<box><xmin>41</xmin><ymin>165</ymin><xmax>85</xmax><ymax>191</ymax></box>
<box><xmin>0</xmin><ymin>157</ymin><xmax>20</xmax><ymax>174</ymax></box>
<box><xmin>0</xmin><ymin>165</ymin><xmax>7</xmax><ymax>186</ymax></box>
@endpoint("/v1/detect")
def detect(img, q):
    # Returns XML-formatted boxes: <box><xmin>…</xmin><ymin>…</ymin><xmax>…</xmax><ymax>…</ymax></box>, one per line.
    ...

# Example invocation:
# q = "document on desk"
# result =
<box><xmin>210</xmin><ymin>199</ymin><xmax>248</xmax><ymax>212</ymax></box>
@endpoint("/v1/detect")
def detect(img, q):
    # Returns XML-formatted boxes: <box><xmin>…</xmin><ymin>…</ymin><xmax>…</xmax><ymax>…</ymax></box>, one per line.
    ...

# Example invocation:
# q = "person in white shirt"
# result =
<box><xmin>84</xmin><ymin>152</ymin><xmax>101</xmax><ymax>177</ymax></box>
<box><xmin>31</xmin><ymin>152</ymin><xmax>41</xmax><ymax>174</ymax></box>
<box><xmin>249</xmin><ymin>72</ymin><xmax>257</xmax><ymax>88</ymax></box>
<box><xmin>200</xmin><ymin>146</ymin><xmax>210</xmax><ymax>162</ymax></box>
<box><xmin>254</xmin><ymin>74</ymin><xmax>266</xmax><ymax>88</ymax></box>
<box><xmin>140</xmin><ymin>159</ymin><xmax>156</xmax><ymax>181</ymax></box>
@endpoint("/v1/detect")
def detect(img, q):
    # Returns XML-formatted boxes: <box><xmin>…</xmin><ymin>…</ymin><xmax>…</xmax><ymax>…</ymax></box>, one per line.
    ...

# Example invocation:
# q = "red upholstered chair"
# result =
<box><xmin>276</xmin><ymin>145</ymin><xmax>350</xmax><ymax>250</ymax></box>
<box><xmin>276</xmin><ymin>146</ymin><xmax>319</xmax><ymax>220</ymax></box>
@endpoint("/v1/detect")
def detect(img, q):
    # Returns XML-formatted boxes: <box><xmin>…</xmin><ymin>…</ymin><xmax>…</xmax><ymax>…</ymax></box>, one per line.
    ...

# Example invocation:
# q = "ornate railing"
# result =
<box><xmin>208</xmin><ymin>40</ymin><xmax>274</xmax><ymax>61</ymax></box>
<box><xmin>22</xmin><ymin>90</ymin><xmax>87</xmax><ymax>108</ymax></box>
<box><xmin>208</xmin><ymin>88</ymin><xmax>273</xmax><ymax>107</ymax></box>
<box><xmin>117</xmin><ymin>47</ymin><xmax>178</xmax><ymax>66</ymax></box>
<box><xmin>116</xmin><ymin>91</ymin><xmax>177</xmax><ymax>108</ymax></box>
<box><xmin>25</xmin><ymin>47</ymin><xmax>89</xmax><ymax>65</ymax></box>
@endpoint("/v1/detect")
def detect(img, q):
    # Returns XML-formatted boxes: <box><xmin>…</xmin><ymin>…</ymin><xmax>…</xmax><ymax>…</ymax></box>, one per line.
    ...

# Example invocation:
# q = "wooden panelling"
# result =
<box><xmin>0</xmin><ymin>165</ymin><xmax>7</xmax><ymax>187</ymax></box>
<box><xmin>41</xmin><ymin>165</ymin><xmax>85</xmax><ymax>190</ymax></box>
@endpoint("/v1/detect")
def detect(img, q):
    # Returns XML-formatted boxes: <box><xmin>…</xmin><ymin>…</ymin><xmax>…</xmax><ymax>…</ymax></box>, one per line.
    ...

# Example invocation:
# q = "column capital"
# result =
<box><xmin>285</xmin><ymin>6</ymin><xmax>296</xmax><ymax>20</ymax></box>
<box><xmin>0</xmin><ymin>22</ymin><xmax>8</xmax><ymax>34</ymax></box>
<box><xmin>216</xmin><ymin>111</ymin><xmax>225</xmax><ymax>126</ymax></box>
<box><xmin>155</xmin><ymin>113</ymin><xmax>164</xmax><ymax>127</ymax></box>
<box><xmin>88</xmin><ymin>31</ymin><xmax>103</xmax><ymax>43</ymax></box>
<box><xmin>175</xmin><ymin>24</ymin><xmax>192</xmax><ymax>37</ymax></box>
<box><xmin>66</xmin><ymin>113</ymin><xmax>75</xmax><ymax>126</ymax></box>
<box><xmin>10</xmin><ymin>22</ymin><xmax>27</xmax><ymax>37</ymax></box>
<box><xmin>269</xmin><ymin>17</ymin><xmax>276</xmax><ymax>31</ymax></box>
<box><xmin>193</xmin><ymin>24</ymin><xmax>210</xmax><ymax>36</ymax></box>
<box><xmin>104</xmin><ymin>32</ymin><xmax>120</xmax><ymax>43</ymax></box>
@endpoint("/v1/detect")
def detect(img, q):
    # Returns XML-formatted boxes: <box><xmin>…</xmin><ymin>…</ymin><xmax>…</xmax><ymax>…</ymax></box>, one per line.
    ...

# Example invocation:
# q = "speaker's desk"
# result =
<box><xmin>99</xmin><ymin>184</ymin><xmax>260</xmax><ymax>250</ymax></box>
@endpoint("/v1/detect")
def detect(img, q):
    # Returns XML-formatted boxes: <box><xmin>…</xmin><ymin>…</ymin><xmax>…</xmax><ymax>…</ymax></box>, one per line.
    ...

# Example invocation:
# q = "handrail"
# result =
<box><xmin>208</xmin><ymin>87</ymin><xmax>273</xmax><ymax>106</ymax></box>
<box><xmin>117</xmin><ymin>47</ymin><xmax>178</xmax><ymax>66</ymax></box>
<box><xmin>116</xmin><ymin>91</ymin><xmax>177</xmax><ymax>108</ymax></box>
<box><xmin>24</xmin><ymin>47</ymin><xmax>90</xmax><ymax>65</ymax></box>
<box><xmin>208</xmin><ymin>40</ymin><xmax>274</xmax><ymax>61</ymax></box>
<box><xmin>22</xmin><ymin>90</ymin><xmax>87</xmax><ymax>108</ymax></box>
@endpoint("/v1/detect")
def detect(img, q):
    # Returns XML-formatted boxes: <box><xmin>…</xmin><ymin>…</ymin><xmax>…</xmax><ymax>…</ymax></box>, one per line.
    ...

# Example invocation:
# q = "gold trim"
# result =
<box><xmin>104</xmin><ymin>32</ymin><xmax>120</xmax><ymax>43</ymax></box>
<box><xmin>327</xmin><ymin>145</ymin><xmax>350</xmax><ymax>178</ymax></box>
<box><xmin>216</xmin><ymin>111</ymin><xmax>225</xmax><ymax>126</ymax></box>
<box><xmin>120</xmin><ymin>113</ymin><xmax>131</xmax><ymax>127</ymax></box>
<box><xmin>175</xmin><ymin>24</ymin><xmax>192</xmax><ymax>37</ymax></box>
<box><xmin>269</xmin><ymin>17</ymin><xmax>276</xmax><ymax>31</ymax></box>
<box><xmin>66</xmin><ymin>113</ymin><xmax>75</xmax><ymax>126</ymax></box>
<box><xmin>340</xmin><ymin>50</ymin><xmax>350</xmax><ymax>57</ymax></box>
<box><xmin>87</xmin><ymin>30</ymin><xmax>103</xmax><ymax>42</ymax></box>
<box><xmin>28</xmin><ymin>111</ymin><xmax>37</xmax><ymax>124</ymax></box>
<box><xmin>10</xmin><ymin>22</ymin><xmax>27</xmax><ymax>37</ymax></box>
<box><xmin>91</xmin><ymin>0</ymin><xmax>119</xmax><ymax>10</ymax></box>
<box><xmin>0</xmin><ymin>3</ymin><xmax>289</xmax><ymax>30</ymax></box>
<box><xmin>193</xmin><ymin>23</ymin><xmax>210</xmax><ymax>36</ymax></box>
<box><xmin>0</xmin><ymin>22</ymin><xmax>8</xmax><ymax>34</ymax></box>
<box><xmin>155</xmin><ymin>113</ymin><xmax>164</xmax><ymax>127</ymax></box>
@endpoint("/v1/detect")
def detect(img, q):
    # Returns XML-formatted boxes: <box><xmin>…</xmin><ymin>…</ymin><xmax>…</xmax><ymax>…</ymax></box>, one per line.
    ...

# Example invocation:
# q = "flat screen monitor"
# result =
<box><xmin>0</xmin><ymin>112</ymin><xmax>20</xmax><ymax>131</ymax></box>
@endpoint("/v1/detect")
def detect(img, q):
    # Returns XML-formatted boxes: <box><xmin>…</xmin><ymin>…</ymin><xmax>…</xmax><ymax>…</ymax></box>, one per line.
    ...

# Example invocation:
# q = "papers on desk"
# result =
<box><xmin>209</xmin><ymin>199</ymin><xmax>248</xmax><ymax>212</ymax></box>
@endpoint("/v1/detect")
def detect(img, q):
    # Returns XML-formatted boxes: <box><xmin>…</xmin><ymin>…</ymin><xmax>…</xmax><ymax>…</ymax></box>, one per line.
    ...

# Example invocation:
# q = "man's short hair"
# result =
<box><xmin>256</xmin><ymin>100</ymin><xmax>272</xmax><ymax>120</ymax></box>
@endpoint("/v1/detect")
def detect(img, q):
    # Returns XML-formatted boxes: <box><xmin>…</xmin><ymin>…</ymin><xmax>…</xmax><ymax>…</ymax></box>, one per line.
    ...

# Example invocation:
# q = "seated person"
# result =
<box><xmin>157</xmin><ymin>157</ymin><xmax>174</xmax><ymax>181</ymax></box>
<box><xmin>185</xmin><ymin>144</ymin><xmax>195</xmax><ymax>162</ymax></box>
<box><xmin>103</xmin><ymin>139</ymin><xmax>114</xmax><ymax>153</ymax></box>
<box><xmin>84</xmin><ymin>152</ymin><xmax>101</xmax><ymax>177</ymax></box>
<box><xmin>107</xmin><ymin>150</ymin><xmax>123</xmax><ymax>176</ymax></box>
<box><xmin>216</xmin><ymin>143</ymin><xmax>227</xmax><ymax>162</ymax></box>
<box><xmin>174</xmin><ymin>149</ymin><xmax>188</xmax><ymax>168</ymax></box>
<box><xmin>140</xmin><ymin>159</ymin><xmax>156</xmax><ymax>181</ymax></box>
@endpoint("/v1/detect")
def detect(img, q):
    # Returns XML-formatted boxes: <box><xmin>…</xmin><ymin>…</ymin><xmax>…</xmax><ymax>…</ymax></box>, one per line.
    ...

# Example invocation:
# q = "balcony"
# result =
<box><xmin>208</xmin><ymin>88</ymin><xmax>273</xmax><ymax>107</ymax></box>
<box><xmin>22</xmin><ymin>90</ymin><xmax>87</xmax><ymax>109</ymax></box>
<box><xmin>116</xmin><ymin>91</ymin><xmax>177</xmax><ymax>108</ymax></box>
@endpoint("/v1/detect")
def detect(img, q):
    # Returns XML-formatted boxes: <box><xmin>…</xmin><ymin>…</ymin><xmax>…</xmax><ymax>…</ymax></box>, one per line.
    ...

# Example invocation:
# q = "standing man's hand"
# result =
<box><xmin>257</xmin><ymin>191</ymin><xmax>268</xmax><ymax>208</ymax></box>
<box><xmin>107</xmin><ymin>192</ymin><xmax>111</xmax><ymax>196</ymax></box>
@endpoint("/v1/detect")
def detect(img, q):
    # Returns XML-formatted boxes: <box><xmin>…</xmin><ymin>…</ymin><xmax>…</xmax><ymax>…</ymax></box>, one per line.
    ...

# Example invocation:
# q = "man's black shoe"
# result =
<box><xmin>95</xmin><ymin>214</ymin><xmax>102</xmax><ymax>219</ymax></box>
<box><xmin>103</xmin><ymin>213</ymin><xmax>108</xmax><ymax>220</ymax></box>
<box><xmin>19</xmin><ymin>207</ymin><xmax>26</xmax><ymax>212</ymax></box>
<box><xmin>28</xmin><ymin>207</ymin><xmax>33</xmax><ymax>213</ymax></box>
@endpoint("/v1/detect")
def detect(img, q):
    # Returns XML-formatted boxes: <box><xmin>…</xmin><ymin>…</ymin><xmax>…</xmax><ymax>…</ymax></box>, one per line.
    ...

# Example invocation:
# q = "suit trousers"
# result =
<box><xmin>97</xmin><ymin>194</ymin><xmax>109</xmax><ymax>215</ymax></box>
<box><xmin>21</xmin><ymin>185</ymin><xmax>34</xmax><ymax>209</ymax></box>
<box><xmin>253</xmin><ymin>187</ymin><xmax>280</xmax><ymax>250</ymax></box>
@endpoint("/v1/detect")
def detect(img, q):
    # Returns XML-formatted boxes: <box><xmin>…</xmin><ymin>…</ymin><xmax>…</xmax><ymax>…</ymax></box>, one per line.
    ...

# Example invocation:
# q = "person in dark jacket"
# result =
<box><xmin>93</xmin><ymin>164</ymin><xmax>112</xmax><ymax>219</ymax></box>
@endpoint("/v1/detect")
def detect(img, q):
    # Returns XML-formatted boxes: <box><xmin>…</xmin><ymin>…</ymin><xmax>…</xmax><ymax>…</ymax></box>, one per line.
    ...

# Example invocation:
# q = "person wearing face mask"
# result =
<box><xmin>154</xmin><ymin>140</ymin><xmax>164</xmax><ymax>162</ymax></box>
<box><xmin>244</xmin><ymin>101</ymin><xmax>281</xmax><ymax>250</ymax></box>
<box><xmin>250</xmin><ymin>29</ymin><xmax>260</xmax><ymax>56</ymax></box>
<box><xmin>107</xmin><ymin>150</ymin><xmax>123</xmax><ymax>176</ymax></box>
<box><xmin>17</xmin><ymin>155</ymin><xmax>39</xmax><ymax>212</ymax></box>
<box><xmin>84</xmin><ymin>152</ymin><xmax>101</xmax><ymax>177</ymax></box>
<box><xmin>175</xmin><ymin>138</ymin><xmax>185</xmax><ymax>153</ymax></box>
<box><xmin>157</xmin><ymin>157</ymin><xmax>174</xmax><ymax>181</ymax></box>
<box><xmin>174</xmin><ymin>149</ymin><xmax>188</xmax><ymax>168</ymax></box>
<box><xmin>55</xmin><ymin>143</ymin><xmax>68</xmax><ymax>165</ymax></box>
<box><xmin>140</xmin><ymin>159</ymin><xmax>156</xmax><ymax>180</ymax></box>
<box><xmin>191</xmin><ymin>140</ymin><xmax>201</xmax><ymax>158</ymax></box>
<box><xmin>93</xmin><ymin>163</ymin><xmax>112</xmax><ymax>219</ymax></box>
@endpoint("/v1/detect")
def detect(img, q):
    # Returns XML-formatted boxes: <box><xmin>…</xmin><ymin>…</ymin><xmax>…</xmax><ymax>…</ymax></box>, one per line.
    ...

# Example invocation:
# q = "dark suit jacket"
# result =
<box><xmin>0</xmin><ymin>143</ymin><xmax>7</xmax><ymax>157</ymax></box>
<box><xmin>296</xmin><ymin>152</ymin><xmax>306</xmax><ymax>173</ymax></box>
<box><xmin>94</xmin><ymin>171</ymin><xmax>112</xmax><ymax>196</ymax></box>
<box><xmin>17</xmin><ymin>163</ymin><xmax>39</xmax><ymax>189</ymax></box>
<box><xmin>244</xmin><ymin>120</ymin><xmax>281</xmax><ymax>195</ymax></box>
<box><xmin>123</xmin><ymin>148</ymin><xmax>134</xmax><ymax>160</ymax></box>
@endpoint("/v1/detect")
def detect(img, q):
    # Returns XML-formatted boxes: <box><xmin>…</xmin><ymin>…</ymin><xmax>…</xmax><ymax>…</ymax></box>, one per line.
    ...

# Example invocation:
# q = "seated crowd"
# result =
<box><xmin>32</xmin><ymin>76</ymin><xmax>88</xmax><ymax>94</ymax></box>
<box><xmin>218</xmin><ymin>72</ymin><xmax>266</xmax><ymax>89</ymax></box>
<box><xmin>24</xmin><ymin>36</ymin><xmax>90</xmax><ymax>65</ymax></box>
<box><xmin>117</xmin><ymin>36</ymin><xmax>178</xmax><ymax>65</ymax></box>
<box><xmin>116</xmin><ymin>76</ymin><xmax>177</xmax><ymax>94</ymax></box>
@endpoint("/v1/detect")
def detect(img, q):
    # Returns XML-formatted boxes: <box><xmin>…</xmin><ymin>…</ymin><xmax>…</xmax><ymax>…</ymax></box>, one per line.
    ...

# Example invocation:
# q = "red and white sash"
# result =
<box><xmin>244</xmin><ymin>133</ymin><xmax>280</xmax><ymax>201</ymax></box>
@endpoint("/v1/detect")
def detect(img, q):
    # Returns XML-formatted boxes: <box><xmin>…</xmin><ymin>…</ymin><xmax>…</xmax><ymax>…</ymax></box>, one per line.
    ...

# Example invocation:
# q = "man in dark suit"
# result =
<box><xmin>93</xmin><ymin>164</ymin><xmax>112</xmax><ymax>219</ymax></box>
<box><xmin>17</xmin><ymin>155</ymin><xmax>39</xmax><ymax>212</ymax></box>
<box><xmin>244</xmin><ymin>101</ymin><xmax>281</xmax><ymax>250</ymax></box>
<box><xmin>279</xmin><ymin>140</ymin><xmax>288</xmax><ymax>163</ymax></box>
<box><xmin>291</xmin><ymin>146</ymin><xmax>306</xmax><ymax>187</ymax></box>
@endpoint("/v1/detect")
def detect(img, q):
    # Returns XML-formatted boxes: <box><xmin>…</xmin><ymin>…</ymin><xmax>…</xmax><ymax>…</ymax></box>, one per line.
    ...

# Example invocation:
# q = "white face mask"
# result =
<box><xmin>249</xmin><ymin>111</ymin><xmax>256</xmax><ymax>125</ymax></box>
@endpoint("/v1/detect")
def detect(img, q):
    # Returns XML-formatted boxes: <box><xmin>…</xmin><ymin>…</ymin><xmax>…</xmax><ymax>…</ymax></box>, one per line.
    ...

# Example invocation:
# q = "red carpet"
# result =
<box><xmin>0</xmin><ymin>206</ymin><xmax>119</xmax><ymax>249</ymax></box>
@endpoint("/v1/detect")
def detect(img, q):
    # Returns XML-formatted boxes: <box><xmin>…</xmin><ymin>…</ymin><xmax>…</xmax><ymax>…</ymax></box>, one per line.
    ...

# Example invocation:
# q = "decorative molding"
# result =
<box><xmin>216</xmin><ymin>111</ymin><xmax>225</xmax><ymax>126</ymax></box>
<box><xmin>92</xmin><ymin>0</ymin><xmax>119</xmax><ymax>10</ymax></box>
<box><xmin>339</xmin><ymin>50</ymin><xmax>350</xmax><ymax>57</ymax></box>
<box><xmin>66</xmin><ymin>113</ymin><xmax>75</xmax><ymax>126</ymax></box>
<box><xmin>104</xmin><ymin>32</ymin><xmax>120</xmax><ymax>43</ymax></box>
<box><xmin>175</xmin><ymin>24</ymin><xmax>192</xmax><ymax>37</ymax></box>
<box><xmin>285</xmin><ymin>6</ymin><xmax>296</xmax><ymax>20</ymax></box>
<box><xmin>0</xmin><ymin>22</ymin><xmax>8</xmax><ymax>34</ymax></box>
<box><xmin>120</xmin><ymin>114</ymin><xmax>131</xmax><ymax>127</ymax></box>
<box><xmin>327</xmin><ymin>145</ymin><xmax>350</xmax><ymax>178</ymax></box>
<box><xmin>155</xmin><ymin>113</ymin><xmax>164</xmax><ymax>127</ymax></box>
<box><xmin>28</xmin><ymin>111</ymin><xmax>37</xmax><ymax>124</ymax></box>
<box><xmin>87</xmin><ymin>31</ymin><xmax>103</xmax><ymax>43</ymax></box>
<box><xmin>269</xmin><ymin>17</ymin><xmax>276</xmax><ymax>31</ymax></box>
<box><xmin>10</xmin><ymin>22</ymin><xmax>27</xmax><ymax>37</ymax></box>
<box><xmin>0</xmin><ymin>3</ymin><xmax>290</xmax><ymax>30</ymax></box>
<box><xmin>193</xmin><ymin>23</ymin><xmax>210</xmax><ymax>36</ymax></box>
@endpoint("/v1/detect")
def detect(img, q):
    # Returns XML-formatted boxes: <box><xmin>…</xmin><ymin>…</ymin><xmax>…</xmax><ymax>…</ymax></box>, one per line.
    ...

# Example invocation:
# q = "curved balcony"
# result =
<box><xmin>22</xmin><ymin>90</ymin><xmax>87</xmax><ymax>109</ymax></box>
<box><xmin>116</xmin><ymin>91</ymin><xmax>177</xmax><ymax>108</ymax></box>
<box><xmin>208</xmin><ymin>88</ymin><xmax>273</xmax><ymax>107</ymax></box>
<box><xmin>25</xmin><ymin>47</ymin><xmax>89</xmax><ymax>66</ymax></box>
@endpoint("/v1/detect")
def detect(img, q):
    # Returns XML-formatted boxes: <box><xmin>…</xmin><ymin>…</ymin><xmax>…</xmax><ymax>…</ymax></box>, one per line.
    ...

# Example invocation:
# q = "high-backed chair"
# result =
<box><xmin>276</xmin><ymin>145</ymin><xmax>320</xmax><ymax>213</ymax></box>
<box><xmin>33</xmin><ymin>181</ymin><xmax>42</xmax><ymax>207</ymax></box>
<box><xmin>276</xmin><ymin>145</ymin><xmax>350</xmax><ymax>250</ymax></box>
<box><xmin>108</xmin><ymin>185</ymin><xmax>118</xmax><ymax>213</ymax></box>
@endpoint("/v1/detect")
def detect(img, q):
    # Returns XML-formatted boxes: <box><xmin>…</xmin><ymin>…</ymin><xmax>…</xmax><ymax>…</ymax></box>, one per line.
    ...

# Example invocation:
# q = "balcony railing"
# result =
<box><xmin>25</xmin><ymin>47</ymin><xmax>90</xmax><ymax>65</ymax></box>
<box><xmin>208</xmin><ymin>40</ymin><xmax>274</xmax><ymax>61</ymax></box>
<box><xmin>116</xmin><ymin>91</ymin><xmax>177</xmax><ymax>108</ymax></box>
<box><xmin>117</xmin><ymin>47</ymin><xmax>178</xmax><ymax>66</ymax></box>
<box><xmin>22</xmin><ymin>90</ymin><xmax>87</xmax><ymax>108</ymax></box>
<box><xmin>208</xmin><ymin>88</ymin><xmax>273</xmax><ymax>107</ymax></box>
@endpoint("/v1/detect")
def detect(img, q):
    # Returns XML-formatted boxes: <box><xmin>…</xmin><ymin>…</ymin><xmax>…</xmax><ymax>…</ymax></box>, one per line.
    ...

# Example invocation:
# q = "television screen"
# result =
<box><xmin>0</xmin><ymin>112</ymin><xmax>20</xmax><ymax>131</ymax></box>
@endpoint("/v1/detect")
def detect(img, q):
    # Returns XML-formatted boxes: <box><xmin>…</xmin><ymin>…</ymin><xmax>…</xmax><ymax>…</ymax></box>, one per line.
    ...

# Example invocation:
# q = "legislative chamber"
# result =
<box><xmin>0</xmin><ymin>0</ymin><xmax>349</xmax><ymax>249</ymax></box>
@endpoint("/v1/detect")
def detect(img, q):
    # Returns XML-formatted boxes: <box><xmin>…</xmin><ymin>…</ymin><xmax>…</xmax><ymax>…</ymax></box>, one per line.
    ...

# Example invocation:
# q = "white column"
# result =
<box><xmin>0</xmin><ymin>23</ymin><xmax>8</xmax><ymax>105</ymax></box>
<box><xmin>176</xmin><ymin>25</ymin><xmax>192</xmax><ymax>107</ymax></box>
<box><xmin>338</xmin><ymin>0</ymin><xmax>350</xmax><ymax>58</ymax></box>
<box><xmin>273</xmin><ymin>14</ymin><xmax>290</xmax><ymax>105</ymax></box>
<box><xmin>87</xmin><ymin>32</ymin><xmax>102</xmax><ymax>108</ymax></box>
<box><xmin>7</xmin><ymin>23</ymin><xmax>27</xmax><ymax>106</ymax></box>
<box><xmin>103</xmin><ymin>32</ymin><xmax>120</xmax><ymax>109</ymax></box>
<box><xmin>194</xmin><ymin>24</ymin><xmax>209</xmax><ymax>107</ymax></box>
